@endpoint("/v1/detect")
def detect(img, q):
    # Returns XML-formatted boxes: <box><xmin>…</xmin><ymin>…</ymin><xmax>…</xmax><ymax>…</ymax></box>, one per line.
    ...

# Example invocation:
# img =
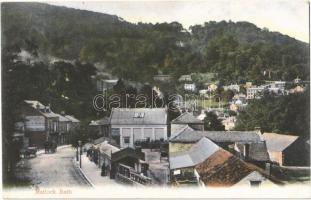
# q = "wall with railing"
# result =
<box><xmin>116</xmin><ymin>163</ymin><xmax>152</xmax><ymax>185</ymax></box>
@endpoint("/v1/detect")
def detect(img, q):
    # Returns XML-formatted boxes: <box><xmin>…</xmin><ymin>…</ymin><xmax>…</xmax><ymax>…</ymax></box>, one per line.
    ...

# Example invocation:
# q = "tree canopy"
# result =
<box><xmin>235</xmin><ymin>90</ymin><xmax>310</xmax><ymax>138</ymax></box>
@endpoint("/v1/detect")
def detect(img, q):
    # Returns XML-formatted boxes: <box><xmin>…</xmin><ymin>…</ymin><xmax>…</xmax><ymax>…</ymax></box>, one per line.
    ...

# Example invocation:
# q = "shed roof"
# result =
<box><xmin>110</xmin><ymin>108</ymin><xmax>167</xmax><ymax>125</ymax></box>
<box><xmin>169</xmin><ymin>137</ymin><xmax>220</xmax><ymax>169</ymax></box>
<box><xmin>24</xmin><ymin>100</ymin><xmax>45</xmax><ymax>109</ymax></box>
<box><xmin>171</xmin><ymin>112</ymin><xmax>204</xmax><ymax>124</ymax></box>
<box><xmin>89</xmin><ymin>117</ymin><xmax>110</xmax><ymax>126</ymax></box>
<box><xmin>111</xmin><ymin>147</ymin><xmax>145</xmax><ymax>162</ymax></box>
<box><xmin>40</xmin><ymin>111</ymin><xmax>59</xmax><ymax>118</ymax></box>
<box><xmin>55</xmin><ymin>114</ymin><xmax>71</xmax><ymax>122</ymax></box>
<box><xmin>170</xmin><ymin>130</ymin><xmax>261</xmax><ymax>143</ymax></box>
<box><xmin>261</xmin><ymin>132</ymin><xmax>299</xmax><ymax>152</ymax></box>
<box><xmin>98</xmin><ymin>141</ymin><xmax>120</xmax><ymax>158</ymax></box>
<box><xmin>93</xmin><ymin>137</ymin><xmax>107</xmax><ymax>145</ymax></box>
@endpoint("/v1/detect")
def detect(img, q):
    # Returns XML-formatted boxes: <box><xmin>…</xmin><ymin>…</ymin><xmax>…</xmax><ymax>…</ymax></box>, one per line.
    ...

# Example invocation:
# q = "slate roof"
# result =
<box><xmin>261</xmin><ymin>132</ymin><xmax>299</xmax><ymax>152</ymax></box>
<box><xmin>65</xmin><ymin>115</ymin><xmax>80</xmax><ymax>123</ymax></box>
<box><xmin>169</xmin><ymin>137</ymin><xmax>220</xmax><ymax>169</ymax></box>
<box><xmin>98</xmin><ymin>141</ymin><xmax>120</xmax><ymax>158</ymax></box>
<box><xmin>24</xmin><ymin>100</ymin><xmax>59</xmax><ymax>118</ymax></box>
<box><xmin>111</xmin><ymin>147</ymin><xmax>145</xmax><ymax>162</ymax></box>
<box><xmin>40</xmin><ymin>111</ymin><xmax>59</xmax><ymax>118</ymax></box>
<box><xmin>171</xmin><ymin>112</ymin><xmax>204</xmax><ymax>124</ymax></box>
<box><xmin>55</xmin><ymin>114</ymin><xmax>71</xmax><ymax>122</ymax></box>
<box><xmin>93</xmin><ymin>137</ymin><xmax>107</xmax><ymax>145</ymax></box>
<box><xmin>110</xmin><ymin>108</ymin><xmax>167</xmax><ymax>125</ymax></box>
<box><xmin>236</xmin><ymin>142</ymin><xmax>270</xmax><ymax>162</ymax></box>
<box><xmin>170</xmin><ymin>130</ymin><xmax>261</xmax><ymax>143</ymax></box>
<box><xmin>178</xmin><ymin>75</ymin><xmax>192</xmax><ymax>82</ymax></box>
<box><xmin>24</xmin><ymin>100</ymin><xmax>45</xmax><ymax>109</ymax></box>
<box><xmin>170</xmin><ymin>125</ymin><xmax>194</xmax><ymax>139</ymax></box>
<box><xmin>89</xmin><ymin>117</ymin><xmax>110</xmax><ymax>126</ymax></box>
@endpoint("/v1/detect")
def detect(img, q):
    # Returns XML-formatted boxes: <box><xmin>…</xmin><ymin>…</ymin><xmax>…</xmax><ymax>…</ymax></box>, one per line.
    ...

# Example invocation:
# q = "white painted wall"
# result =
<box><xmin>111</xmin><ymin>124</ymin><xmax>167</xmax><ymax>148</ymax></box>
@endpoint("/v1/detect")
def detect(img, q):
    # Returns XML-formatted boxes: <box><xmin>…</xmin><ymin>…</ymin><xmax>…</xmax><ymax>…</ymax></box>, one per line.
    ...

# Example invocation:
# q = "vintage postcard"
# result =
<box><xmin>1</xmin><ymin>0</ymin><xmax>310</xmax><ymax>199</ymax></box>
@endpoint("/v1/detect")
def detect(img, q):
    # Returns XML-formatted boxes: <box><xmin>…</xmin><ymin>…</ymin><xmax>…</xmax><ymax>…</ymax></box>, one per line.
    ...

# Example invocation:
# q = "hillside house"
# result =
<box><xmin>110</xmin><ymin>108</ymin><xmax>168</xmax><ymax>149</ymax></box>
<box><xmin>153</xmin><ymin>75</ymin><xmax>172</xmax><ymax>82</ymax></box>
<box><xmin>223</xmin><ymin>84</ymin><xmax>240</xmax><ymax>92</ymax></box>
<box><xmin>246</xmin><ymin>86</ymin><xmax>266</xmax><ymax>99</ymax></box>
<box><xmin>184</xmin><ymin>83</ymin><xmax>196</xmax><ymax>92</ymax></box>
<box><xmin>178</xmin><ymin>75</ymin><xmax>192</xmax><ymax>82</ymax></box>
<box><xmin>289</xmin><ymin>85</ymin><xmax>305</xmax><ymax>94</ymax></box>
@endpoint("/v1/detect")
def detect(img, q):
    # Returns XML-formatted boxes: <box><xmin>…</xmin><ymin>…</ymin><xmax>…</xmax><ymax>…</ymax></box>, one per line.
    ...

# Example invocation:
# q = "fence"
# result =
<box><xmin>116</xmin><ymin>163</ymin><xmax>152</xmax><ymax>185</ymax></box>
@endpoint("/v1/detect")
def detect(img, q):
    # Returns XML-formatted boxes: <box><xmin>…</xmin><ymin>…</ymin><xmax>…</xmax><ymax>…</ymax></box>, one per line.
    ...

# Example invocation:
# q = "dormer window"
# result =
<box><xmin>250</xmin><ymin>180</ymin><xmax>261</xmax><ymax>187</ymax></box>
<box><xmin>134</xmin><ymin>112</ymin><xmax>145</xmax><ymax>118</ymax></box>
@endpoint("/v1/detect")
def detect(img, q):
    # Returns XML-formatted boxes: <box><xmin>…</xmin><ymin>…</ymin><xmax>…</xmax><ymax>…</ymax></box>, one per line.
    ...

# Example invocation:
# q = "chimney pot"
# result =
<box><xmin>243</xmin><ymin>143</ymin><xmax>250</xmax><ymax>159</ymax></box>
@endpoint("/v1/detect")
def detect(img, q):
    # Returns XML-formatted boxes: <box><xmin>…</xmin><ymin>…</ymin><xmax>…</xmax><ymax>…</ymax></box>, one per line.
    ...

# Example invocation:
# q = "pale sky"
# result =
<box><xmin>48</xmin><ymin>0</ymin><xmax>309</xmax><ymax>43</ymax></box>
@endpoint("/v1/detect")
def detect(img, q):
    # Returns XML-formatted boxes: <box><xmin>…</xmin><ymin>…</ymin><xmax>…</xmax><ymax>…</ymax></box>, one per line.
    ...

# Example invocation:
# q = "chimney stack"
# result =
<box><xmin>254</xmin><ymin>126</ymin><xmax>261</xmax><ymax>134</ymax></box>
<box><xmin>243</xmin><ymin>143</ymin><xmax>250</xmax><ymax>160</ymax></box>
<box><xmin>36</xmin><ymin>103</ymin><xmax>40</xmax><ymax>110</ymax></box>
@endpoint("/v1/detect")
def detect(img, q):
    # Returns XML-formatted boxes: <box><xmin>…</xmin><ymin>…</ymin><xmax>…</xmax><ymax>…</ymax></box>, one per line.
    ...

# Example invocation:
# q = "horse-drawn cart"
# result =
<box><xmin>44</xmin><ymin>141</ymin><xmax>57</xmax><ymax>153</ymax></box>
<box><xmin>21</xmin><ymin>146</ymin><xmax>38</xmax><ymax>158</ymax></box>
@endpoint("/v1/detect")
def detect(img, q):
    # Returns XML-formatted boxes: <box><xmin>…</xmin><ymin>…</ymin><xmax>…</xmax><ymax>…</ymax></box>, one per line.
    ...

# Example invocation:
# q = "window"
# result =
<box><xmin>123</xmin><ymin>137</ymin><xmax>130</xmax><ymax>144</ymax></box>
<box><xmin>155</xmin><ymin>128</ymin><xmax>164</xmax><ymax>140</ymax></box>
<box><xmin>134</xmin><ymin>112</ymin><xmax>145</xmax><ymax>118</ymax></box>
<box><xmin>250</xmin><ymin>180</ymin><xmax>261</xmax><ymax>187</ymax></box>
<box><xmin>111</xmin><ymin>128</ymin><xmax>120</xmax><ymax>136</ymax></box>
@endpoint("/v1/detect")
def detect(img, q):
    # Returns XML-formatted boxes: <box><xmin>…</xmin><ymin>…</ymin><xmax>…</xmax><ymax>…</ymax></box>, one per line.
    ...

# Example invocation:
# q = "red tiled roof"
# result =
<box><xmin>195</xmin><ymin>149</ymin><xmax>282</xmax><ymax>187</ymax></box>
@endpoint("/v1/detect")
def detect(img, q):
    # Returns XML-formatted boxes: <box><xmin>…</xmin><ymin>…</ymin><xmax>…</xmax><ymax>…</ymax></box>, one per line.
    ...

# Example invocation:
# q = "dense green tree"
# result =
<box><xmin>204</xmin><ymin>112</ymin><xmax>225</xmax><ymax>131</ymax></box>
<box><xmin>235</xmin><ymin>90</ymin><xmax>310</xmax><ymax>138</ymax></box>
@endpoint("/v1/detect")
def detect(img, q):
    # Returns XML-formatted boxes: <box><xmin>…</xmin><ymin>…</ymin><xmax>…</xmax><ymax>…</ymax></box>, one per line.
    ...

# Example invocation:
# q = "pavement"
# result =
<box><xmin>15</xmin><ymin>145</ymin><xmax>92</xmax><ymax>188</ymax></box>
<box><xmin>74</xmin><ymin>154</ymin><xmax>118</xmax><ymax>188</ymax></box>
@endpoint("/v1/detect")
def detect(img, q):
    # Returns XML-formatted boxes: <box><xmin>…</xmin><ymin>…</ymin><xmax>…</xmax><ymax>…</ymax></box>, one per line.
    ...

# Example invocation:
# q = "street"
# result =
<box><xmin>15</xmin><ymin>146</ymin><xmax>92</xmax><ymax>188</ymax></box>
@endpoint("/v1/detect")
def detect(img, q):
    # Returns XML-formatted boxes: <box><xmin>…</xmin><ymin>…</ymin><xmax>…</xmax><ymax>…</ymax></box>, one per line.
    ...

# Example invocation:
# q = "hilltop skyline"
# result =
<box><xmin>49</xmin><ymin>0</ymin><xmax>309</xmax><ymax>43</ymax></box>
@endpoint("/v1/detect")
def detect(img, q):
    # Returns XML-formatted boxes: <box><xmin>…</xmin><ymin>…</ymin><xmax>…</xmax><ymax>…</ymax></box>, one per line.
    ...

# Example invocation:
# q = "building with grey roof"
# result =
<box><xmin>169</xmin><ymin>137</ymin><xmax>280</xmax><ymax>187</ymax></box>
<box><xmin>22</xmin><ymin>100</ymin><xmax>60</xmax><ymax>148</ymax></box>
<box><xmin>169</xmin><ymin>129</ymin><xmax>271</xmax><ymax>168</ymax></box>
<box><xmin>170</xmin><ymin>112</ymin><xmax>203</xmax><ymax>139</ymax></box>
<box><xmin>170</xmin><ymin>137</ymin><xmax>220</xmax><ymax>170</ymax></box>
<box><xmin>261</xmin><ymin>132</ymin><xmax>308</xmax><ymax>166</ymax></box>
<box><xmin>65</xmin><ymin>115</ymin><xmax>80</xmax><ymax>123</ymax></box>
<box><xmin>89</xmin><ymin>117</ymin><xmax>110</xmax><ymax>138</ymax></box>
<box><xmin>110</xmin><ymin>108</ymin><xmax>168</xmax><ymax>149</ymax></box>
<box><xmin>234</xmin><ymin>141</ymin><xmax>271</xmax><ymax>168</ymax></box>
<box><xmin>170</xmin><ymin>130</ymin><xmax>261</xmax><ymax>143</ymax></box>
<box><xmin>55</xmin><ymin>114</ymin><xmax>71</xmax><ymax>145</ymax></box>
